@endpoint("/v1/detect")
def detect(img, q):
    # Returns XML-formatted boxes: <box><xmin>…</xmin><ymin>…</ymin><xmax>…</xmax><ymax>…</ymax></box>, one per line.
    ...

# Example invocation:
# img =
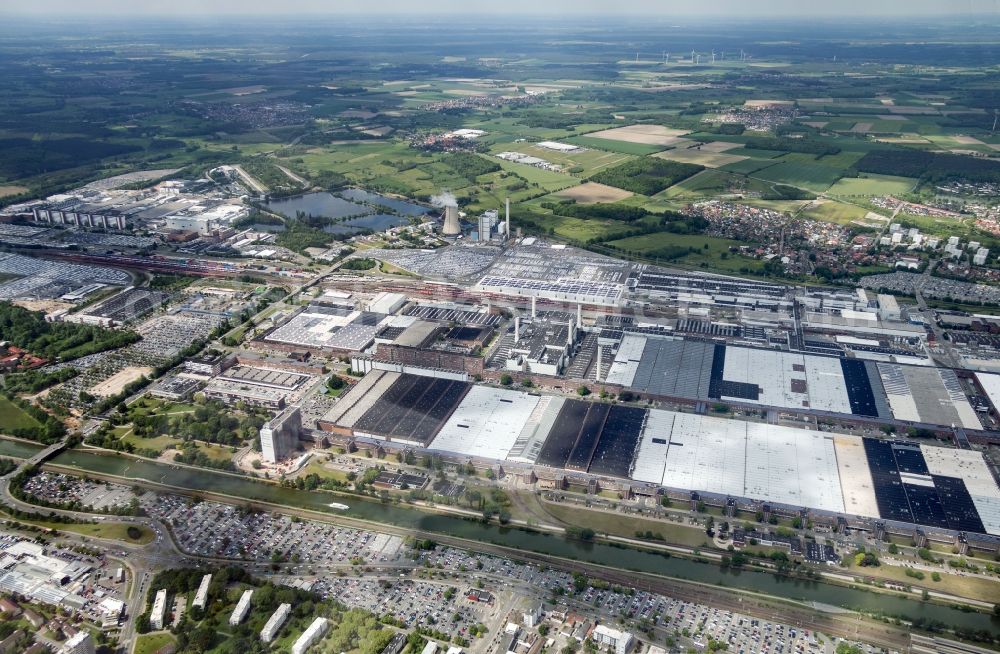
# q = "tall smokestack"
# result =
<box><xmin>595</xmin><ymin>345</ymin><xmax>602</xmax><ymax>382</ymax></box>
<box><xmin>505</xmin><ymin>197</ymin><xmax>510</xmax><ymax>239</ymax></box>
<box><xmin>577</xmin><ymin>303</ymin><xmax>582</xmax><ymax>326</ymax></box>
<box><xmin>567</xmin><ymin>320</ymin><xmax>574</xmax><ymax>346</ymax></box>
<box><xmin>442</xmin><ymin>205</ymin><xmax>461</xmax><ymax>236</ymax></box>
<box><xmin>514</xmin><ymin>316</ymin><xmax>520</xmax><ymax>343</ymax></box>
<box><xmin>531</xmin><ymin>296</ymin><xmax>536</xmax><ymax>318</ymax></box>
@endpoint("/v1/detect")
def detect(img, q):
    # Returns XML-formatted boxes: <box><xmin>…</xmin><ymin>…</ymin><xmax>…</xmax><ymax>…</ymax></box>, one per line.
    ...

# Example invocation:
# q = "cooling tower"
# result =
<box><xmin>442</xmin><ymin>205</ymin><xmax>461</xmax><ymax>236</ymax></box>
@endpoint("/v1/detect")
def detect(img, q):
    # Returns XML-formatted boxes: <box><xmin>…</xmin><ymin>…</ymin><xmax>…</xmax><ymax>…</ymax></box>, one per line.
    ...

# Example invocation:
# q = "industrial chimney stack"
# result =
<box><xmin>505</xmin><ymin>197</ymin><xmax>511</xmax><ymax>239</ymax></box>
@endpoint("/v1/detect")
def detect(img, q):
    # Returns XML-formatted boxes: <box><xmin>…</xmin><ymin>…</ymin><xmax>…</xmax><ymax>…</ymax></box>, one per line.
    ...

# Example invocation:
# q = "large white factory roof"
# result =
<box><xmin>634</xmin><ymin>410</ymin><xmax>846</xmax><ymax>513</ymax></box>
<box><xmin>721</xmin><ymin>348</ymin><xmax>853</xmax><ymax>414</ymax></box>
<box><xmin>604</xmin><ymin>334</ymin><xmax>647</xmax><ymax>387</ymax></box>
<box><xmin>974</xmin><ymin>371</ymin><xmax>1000</xmax><ymax>413</ymax></box>
<box><xmin>833</xmin><ymin>435</ymin><xmax>880</xmax><ymax>518</ymax></box>
<box><xmin>429</xmin><ymin>386</ymin><xmax>541</xmax><ymax>460</ymax></box>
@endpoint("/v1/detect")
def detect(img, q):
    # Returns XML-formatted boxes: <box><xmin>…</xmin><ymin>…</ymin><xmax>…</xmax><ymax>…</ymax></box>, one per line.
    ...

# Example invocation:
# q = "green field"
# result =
<box><xmin>492</xmin><ymin>158</ymin><xmax>579</xmax><ymax>191</ymax></box>
<box><xmin>826</xmin><ymin>173</ymin><xmax>918</xmax><ymax>197</ymax></box>
<box><xmin>720</xmin><ymin>157</ymin><xmax>781</xmax><ymax>175</ymax></box>
<box><xmin>799</xmin><ymin>199</ymin><xmax>873</xmax><ymax>225</ymax></box>
<box><xmin>0</xmin><ymin>396</ymin><xmax>41</xmax><ymax>432</ymax></box>
<box><xmin>134</xmin><ymin>632</ymin><xmax>176</xmax><ymax>654</ymax></box>
<box><xmin>752</xmin><ymin>159</ymin><xmax>844</xmax><ymax>193</ymax></box>
<box><xmin>602</xmin><ymin>231</ymin><xmax>763</xmax><ymax>272</ymax></box>
<box><xmin>488</xmin><ymin>143</ymin><xmax>635</xmax><ymax>177</ymax></box>
<box><xmin>0</xmin><ymin>510</ymin><xmax>155</xmax><ymax>544</ymax></box>
<box><xmin>563</xmin><ymin>135</ymin><xmax>668</xmax><ymax>155</ymax></box>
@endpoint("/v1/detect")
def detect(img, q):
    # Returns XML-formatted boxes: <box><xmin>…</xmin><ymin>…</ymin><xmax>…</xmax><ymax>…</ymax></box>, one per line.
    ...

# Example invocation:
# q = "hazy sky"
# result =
<box><xmin>4</xmin><ymin>0</ymin><xmax>999</xmax><ymax>17</ymax></box>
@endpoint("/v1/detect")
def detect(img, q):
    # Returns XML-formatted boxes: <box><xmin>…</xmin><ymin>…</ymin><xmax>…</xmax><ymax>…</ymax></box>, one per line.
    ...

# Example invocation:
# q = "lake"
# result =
<box><xmin>265</xmin><ymin>192</ymin><xmax>372</xmax><ymax>219</ymax></box>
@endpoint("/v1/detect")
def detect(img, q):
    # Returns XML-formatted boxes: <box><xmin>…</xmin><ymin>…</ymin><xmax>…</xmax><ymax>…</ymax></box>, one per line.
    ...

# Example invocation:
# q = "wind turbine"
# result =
<box><xmin>711</xmin><ymin>50</ymin><xmax>716</xmax><ymax>63</ymax></box>
<box><xmin>691</xmin><ymin>49</ymin><xmax>696</xmax><ymax>63</ymax></box>
<box><xmin>993</xmin><ymin>109</ymin><xmax>999</xmax><ymax>133</ymax></box>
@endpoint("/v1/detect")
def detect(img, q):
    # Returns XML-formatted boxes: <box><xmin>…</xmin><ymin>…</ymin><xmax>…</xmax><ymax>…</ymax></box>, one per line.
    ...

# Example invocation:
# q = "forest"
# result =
<box><xmin>590</xmin><ymin>158</ymin><xmax>704</xmax><ymax>195</ymax></box>
<box><xmin>0</xmin><ymin>302</ymin><xmax>140</xmax><ymax>361</ymax></box>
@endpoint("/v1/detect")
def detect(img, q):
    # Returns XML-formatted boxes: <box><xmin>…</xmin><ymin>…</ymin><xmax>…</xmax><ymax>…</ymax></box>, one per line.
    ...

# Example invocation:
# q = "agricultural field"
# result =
<box><xmin>799</xmin><ymin>199</ymin><xmax>874</xmax><ymax>226</ymax></box>
<box><xmin>752</xmin><ymin>158</ymin><xmax>844</xmax><ymax>193</ymax></box>
<box><xmin>554</xmin><ymin>182</ymin><xmax>634</xmax><ymax>204</ymax></box>
<box><xmin>563</xmin><ymin>135</ymin><xmax>669</xmax><ymax>155</ymax></box>
<box><xmin>487</xmin><ymin>142</ymin><xmax>634</xmax><ymax>177</ymax></box>
<box><xmin>654</xmin><ymin>148</ymin><xmax>749</xmax><ymax>168</ymax></box>
<box><xmin>826</xmin><ymin>174</ymin><xmax>919</xmax><ymax>197</ymax></box>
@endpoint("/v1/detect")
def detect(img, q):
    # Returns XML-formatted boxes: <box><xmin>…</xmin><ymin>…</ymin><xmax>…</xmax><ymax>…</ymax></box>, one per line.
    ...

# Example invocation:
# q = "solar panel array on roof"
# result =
<box><xmin>565</xmin><ymin>403</ymin><xmax>611</xmax><ymax>471</ymax></box>
<box><xmin>404</xmin><ymin>305</ymin><xmax>502</xmax><ymax>326</ymax></box>
<box><xmin>354</xmin><ymin>375</ymin><xmax>469</xmax><ymax>445</ymax></box>
<box><xmin>840</xmin><ymin>359</ymin><xmax>880</xmax><ymax>417</ymax></box>
<box><xmin>863</xmin><ymin>439</ymin><xmax>990</xmax><ymax>532</ymax></box>
<box><xmin>588</xmin><ymin>406</ymin><xmax>646</xmax><ymax>478</ymax></box>
<box><xmin>932</xmin><ymin>476</ymin><xmax>986</xmax><ymax>533</ymax></box>
<box><xmin>536</xmin><ymin>400</ymin><xmax>590</xmax><ymax>468</ymax></box>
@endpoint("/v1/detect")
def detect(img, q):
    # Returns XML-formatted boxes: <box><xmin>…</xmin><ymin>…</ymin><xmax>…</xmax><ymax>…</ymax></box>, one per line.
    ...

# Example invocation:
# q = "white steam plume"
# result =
<box><xmin>430</xmin><ymin>191</ymin><xmax>457</xmax><ymax>208</ymax></box>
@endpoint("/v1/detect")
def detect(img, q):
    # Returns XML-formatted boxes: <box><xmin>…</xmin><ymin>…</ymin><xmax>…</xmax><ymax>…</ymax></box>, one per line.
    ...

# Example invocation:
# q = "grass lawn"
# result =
<box><xmin>826</xmin><ymin>173</ymin><xmax>918</xmax><ymax>197</ymax></box>
<box><xmin>300</xmin><ymin>458</ymin><xmax>350</xmax><ymax>483</ymax></box>
<box><xmin>0</xmin><ymin>510</ymin><xmax>155</xmax><ymax>544</ymax></box>
<box><xmin>847</xmin><ymin>561</ymin><xmax>1000</xmax><ymax>604</ymax></box>
<box><xmin>489</xmin><ymin>143</ymin><xmax>634</xmax><ymax>177</ymax></box>
<box><xmin>541</xmin><ymin>502</ymin><xmax>711</xmax><ymax>548</ymax></box>
<box><xmin>135</xmin><ymin>632</ymin><xmax>177</xmax><ymax>654</ymax></box>
<box><xmin>191</xmin><ymin>442</ymin><xmax>237</xmax><ymax>463</ymax></box>
<box><xmin>659</xmin><ymin>169</ymin><xmax>740</xmax><ymax>200</ymax></box>
<box><xmin>0</xmin><ymin>396</ymin><xmax>41</xmax><ymax>431</ymax></box>
<box><xmin>520</xmin><ymin>212</ymin><xmax>636</xmax><ymax>243</ymax></box>
<box><xmin>122</xmin><ymin>433</ymin><xmax>183</xmax><ymax>453</ymax></box>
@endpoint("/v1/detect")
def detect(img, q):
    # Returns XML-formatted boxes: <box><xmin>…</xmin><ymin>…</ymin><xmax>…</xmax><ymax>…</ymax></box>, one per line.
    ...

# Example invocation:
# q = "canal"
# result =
<box><xmin>2</xmin><ymin>440</ymin><xmax>997</xmax><ymax>634</ymax></box>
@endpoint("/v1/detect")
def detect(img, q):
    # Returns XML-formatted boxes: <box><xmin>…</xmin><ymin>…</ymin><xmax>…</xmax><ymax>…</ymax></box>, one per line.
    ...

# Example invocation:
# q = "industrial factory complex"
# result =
<box><xmin>2</xmin><ymin>170</ymin><xmax>1000</xmax><ymax>558</ymax></box>
<box><xmin>219</xmin><ymin>236</ymin><xmax>1000</xmax><ymax>551</ymax></box>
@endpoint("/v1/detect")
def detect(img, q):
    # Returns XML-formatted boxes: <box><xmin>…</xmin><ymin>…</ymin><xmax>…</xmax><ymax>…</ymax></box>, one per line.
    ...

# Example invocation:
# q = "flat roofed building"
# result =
<box><xmin>592</xmin><ymin>625</ymin><xmax>634</xmax><ymax>654</ymax></box>
<box><xmin>292</xmin><ymin>617</ymin><xmax>329</xmax><ymax>654</ymax></box>
<box><xmin>229</xmin><ymin>589</ymin><xmax>253</xmax><ymax>626</ymax></box>
<box><xmin>58</xmin><ymin>631</ymin><xmax>95</xmax><ymax>654</ymax></box>
<box><xmin>429</xmin><ymin>386</ymin><xmax>541</xmax><ymax>460</ymax></box>
<box><xmin>192</xmin><ymin>573</ymin><xmax>212</xmax><ymax>610</ymax></box>
<box><xmin>150</xmin><ymin>589</ymin><xmax>167</xmax><ymax>631</ymax></box>
<box><xmin>261</xmin><ymin>603</ymin><xmax>291</xmax><ymax>643</ymax></box>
